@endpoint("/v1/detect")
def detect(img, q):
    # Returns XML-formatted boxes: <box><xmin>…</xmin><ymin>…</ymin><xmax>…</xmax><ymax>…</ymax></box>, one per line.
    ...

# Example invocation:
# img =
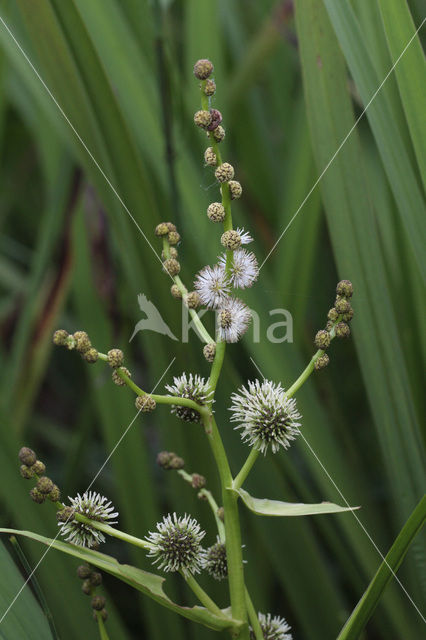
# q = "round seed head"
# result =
<box><xmin>191</xmin><ymin>474</ymin><xmax>206</xmax><ymax>489</ymax></box>
<box><xmin>204</xmin><ymin>147</ymin><xmax>217</xmax><ymax>166</ymax></box>
<box><xmin>135</xmin><ymin>395</ymin><xmax>156</xmax><ymax>413</ymax></box>
<box><xmin>73</xmin><ymin>331</ymin><xmax>91</xmax><ymax>353</ymax></box>
<box><xmin>48</xmin><ymin>485</ymin><xmax>61</xmax><ymax>502</ymax></box>
<box><xmin>314</xmin><ymin>330</ymin><xmax>331</xmax><ymax>350</ymax></box>
<box><xmin>53</xmin><ymin>329</ymin><xmax>69</xmax><ymax>346</ymax></box>
<box><xmin>215</xmin><ymin>162</ymin><xmax>234</xmax><ymax>183</ymax></box>
<box><xmin>207</xmin><ymin>202</ymin><xmax>225</xmax><ymax>222</ymax></box>
<box><xmin>194</xmin><ymin>110</ymin><xmax>212</xmax><ymax>129</ymax></box>
<box><xmin>19</xmin><ymin>447</ymin><xmax>37</xmax><ymax>466</ymax></box>
<box><xmin>112</xmin><ymin>367</ymin><xmax>131</xmax><ymax>386</ymax></box>
<box><xmin>336</xmin><ymin>279</ymin><xmax>353</xmax><ymax>298</ymax></box>
<box><xmin>168</xmin><ymin>231</ymin><xmax>180</xmax><ymax>245</ymax></box>
<box><xmin>171</xmin><ymin>284</ymin><xmax>182</xmax><ymax>299</ymax></box>
<box><xmin>335</xmin><ymin>322</ymin><xmax>351</xmax><ymax>338</ymax></box>
<box><xmin>155</xmin><ymin>222</ymin><xmax>170</xmax><ymax>236</ymax></box>
<box><xmin>204</xmin><ymin>538</ymin><xmax>228</xmax><ymax>580</ymax></box>
<box><xmin>77</xmin><ymin>564</ymin><xmax>92</xmax><ymax>580</ymax></box>
<box><xmin>207</xmin><ymin>109</ymin><xmax>222</xmax><ymax>131</ymax></box>
<box><xmin>193</xmin><ymin>59</ymin><xmax>214</xmax><ymax>80</ymax></box>
<box><xmin>163</xmin><ymin>258</ymin><xmax>180</xmax><ymax>277</ymax></box>
<box><xmin>228</xmin><ymin>180</ymin><xmax>242</xmax><ymax>199</ymax></box>
<box><xmin>32</xmin><ymin>460</ymin><xmax>46</xmax><ymax>476</ymax></box>
<box><xmin>165</xmin><ymin>373</ymin><xmax>212</xmax><ymax>423</ymax></box>
<box><xmin>334</xmin><ymin>297</ymin><xmax>350</xmax><ymax>315</ymax></box>
<box><xmin>211</xmin><ymin>125</ymin><xmax>225</xmax><ymax>142</ymax></box>
<box><xmin>203</xmin><ymin>79</ymin><xmax>216</xmax><ymax>96</ymax></box>
<box><xmin>221</xmin><ymin>230</ymin><xmax>241</xmax><ymax>250</ymax></box>
<box><xmin>37</xmin><ymin>476</ymin><xmax>54</xmax><ymax>495</ymax></box>
<box><xmin>314</xmin><ymin>354</ymin><xmax>330</xmax><ymax>370</ymax></box>
<box><xmin>186</xmin><ymin>291</ymin><xmax>200</xmax><ymax>309</ymax></box>
<box><xmin>57</xmin><ymin>492</ymin><xmax>118</xmax><ymax>548</ymax></box>
<box><xmin>29</xmin><ymin>488</ymin><xmax>45</xmax><ymax>504</ymax></box>
<box><xmin>91</xmin><ymin>595</ymin><xmax>106</xmax><ymax>611</ymax></box>
<box><xmin>83</xmin><ymin>348</ymin><xmax>99</xmax><ymax>364</ymax></box>
<box><xmin>107</xmin><ymin>349</ymin><xmax>124</xmax><ymax>368</ymax></box>
<box><xmin>203</xmin><ymin>343</ymin><xmax>216</xmax><ymax>363</ymax></box>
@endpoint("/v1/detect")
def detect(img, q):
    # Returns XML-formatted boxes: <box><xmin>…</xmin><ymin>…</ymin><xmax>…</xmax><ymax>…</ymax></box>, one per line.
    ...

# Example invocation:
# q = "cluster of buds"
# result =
<box><xmin>77</xmin><ymin>564</ymin><xmax>108</xmax><ymax>622</ymax></box>
<box><xmin>19</xmin><ymin>447</ymin><xmax>60</xmax><ymax>504</ymax></box>
<box><xmin>314</xmin><ymin>280</ymin><xmax>354</xmax><ymax>370</ymax></box>
<box><xmin>156</xmin><ymin>451</ymin><xmax>185</xmax><ymax>470</ymax></box>
<box><xmin>155</xmin><ymin>221</ymin><xmax>181</xmax><ymax>279</ymax></box>
<box><xmin>53</xmin><ymin>330</ymin><xmax>99</xmax><ymax>364</ymax></box>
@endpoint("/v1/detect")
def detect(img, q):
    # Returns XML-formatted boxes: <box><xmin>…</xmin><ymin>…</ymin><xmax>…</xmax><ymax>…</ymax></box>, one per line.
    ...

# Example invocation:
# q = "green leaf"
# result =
<box><xmin>0</xmin><ymin>529</ymin><xmax>238</xmax><ymax>634</ymax></box>
<box><xmin>233</xmin><ymin>488</ymin><xmax>358</xmax><ymax>517</ymax></box>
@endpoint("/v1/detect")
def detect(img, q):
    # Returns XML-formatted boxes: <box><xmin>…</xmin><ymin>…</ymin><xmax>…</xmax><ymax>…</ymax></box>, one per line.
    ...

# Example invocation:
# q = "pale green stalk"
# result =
<box><xmin>245</xmin><ymin>588</ymin><xmax>263</xmax><ymax>640</ymax></box>
<box><xmin>183</xmin><ymin>573</ymin><xmax>226</xmax><ymax>619</ymax></box>
<box><xmin>96</xmin><ymin>612</ymin><xmax>110</xmax><ymax>640</ymax></box>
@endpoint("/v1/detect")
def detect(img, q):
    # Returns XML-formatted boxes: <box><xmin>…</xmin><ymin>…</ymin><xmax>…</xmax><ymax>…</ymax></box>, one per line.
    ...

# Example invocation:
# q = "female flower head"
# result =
<box><xmin>250</xmin><ymin>613</ymin><xmax>292</xmax><ymax>640</ymax></box>
<box><xmin>230</xmin><ymin>379</ymin><xmax>301</xmax><ymax>454</ymax></box>
<box><xmin>165</xmin><ymin>373</ymin><xmax>212</xmax><ymax>423</ymax></box>
<box><xmin>203</xmin><ymin>537</ymin><xmax>228</xmax><ymax>580</ymax></box>
<box><xmin>145</xmin><ymin>513</ymin><xmax>206</xmax><ymax>576</ymax></box>
<box><xmin>217</xmin><ymin>297</ymin><xmax>251</xmax><ymax>343</ymax></box>
<box><xmin>57</xmin><ymin>491</ymin><xmax>118</xmax><ymax>548</ymax></box>
<box><xmin>194</xmin><ymin>264</ymin><xmax>230</xmax><ymax>309</ymax></box>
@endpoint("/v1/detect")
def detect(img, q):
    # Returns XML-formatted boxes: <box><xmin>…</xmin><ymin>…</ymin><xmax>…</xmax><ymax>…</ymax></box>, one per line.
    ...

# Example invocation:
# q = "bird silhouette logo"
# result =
<box><xmin>129</xmin><ymin>294</ymin><xmax>178</xmax><ymax>342</ymax></box>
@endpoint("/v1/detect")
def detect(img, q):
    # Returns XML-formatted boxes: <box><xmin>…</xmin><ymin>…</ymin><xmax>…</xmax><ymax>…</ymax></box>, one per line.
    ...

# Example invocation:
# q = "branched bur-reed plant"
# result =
<box><xmin>8</xmin><ymin>60</ymin><xmax>357</xmax><ymax>640</ymax></box>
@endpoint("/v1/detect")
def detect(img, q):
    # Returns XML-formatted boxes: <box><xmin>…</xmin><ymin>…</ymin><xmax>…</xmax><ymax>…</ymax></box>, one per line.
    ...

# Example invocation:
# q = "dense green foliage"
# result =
<box><xmin>0</xmin><ymin>1</ymin><xmax>424</xmax><ymax>638</ymax></box>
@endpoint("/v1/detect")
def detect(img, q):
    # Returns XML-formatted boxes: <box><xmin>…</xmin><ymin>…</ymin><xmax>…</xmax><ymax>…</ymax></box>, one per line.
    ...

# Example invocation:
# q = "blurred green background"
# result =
<box><xmin>0</xmin><ymin>1</ymin><xmax>425</xmax><ymax>638</ymax></box>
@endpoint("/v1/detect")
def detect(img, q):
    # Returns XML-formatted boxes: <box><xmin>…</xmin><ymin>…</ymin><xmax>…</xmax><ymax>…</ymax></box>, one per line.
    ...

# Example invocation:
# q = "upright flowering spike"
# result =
<box><xmin>217</xmin><ymin>297</ymin><xmax>251</xmax><ymax>343</ymax></box>
<box><xmin>194</xmin><ymin>264</ymin><xmax>231</xmax><ymax>309</ymax></box>
<box><xmin>204</xmin><ymin>537</ymin><xmax>228</xmax><ymax>580</ymax></box>
<box><xmin>58</xmin><ymin>491</ymin><xmax>118</xmax><ymax>548</ymax></box>
<box><xmin>145</xmin><ymin>513</ymin><xmax>206</xmax><ymax>576</ymax></box>
<box><xmin>250</xmin><ymin>613</ymin><xmax>292</xmax><ymax>640</ymax></box>
<box><xmin>219</xmin><ymin>250</ymin><xmax>259</xmax><ymax>289</ymax></box>
<box><xmin>165</xmin><ymin>373</ymin><xmax>212</xmax><ymax>423</ymax></box>
<box><xmin>230</xmin><ymin>380</ymin><xmax>301</xmax><ymax>454</ymax></box>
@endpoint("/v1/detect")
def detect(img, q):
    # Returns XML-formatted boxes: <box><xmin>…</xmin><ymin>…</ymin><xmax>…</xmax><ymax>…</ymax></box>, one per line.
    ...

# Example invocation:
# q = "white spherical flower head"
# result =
<box><xmin>219</xmin><ymin>249</ymin><xmax>259</xmax><ymax>289</ymax></box>
<box><xmin>145</xmin><ymin>513</ymin><xmax>206</xmax><ymax>576</ymax></box>
<box><xmin>203</xmin><ymin>537</ymin><xmax>228</xmax><ymax>580</ymax></box>
<box><xmin>217</xmin><ymin>297</ymin><xmax>251</xmax><ymax>343</ymax></box>
<box><xmin>250</xmin><ymin>613</ymin><xmax>292</xmax><ymax>640</ymax></box>
<box><xmin>230</xmin><ymin>380</ymin><xmax>301</xmax><ymax>454</ymax></box>
<box><xmin>194</xmin><ymin>264</ymin><xmax>230</xmax><ymax>309</ymax></box>
<box><xmin>58</xmin><ymin>491</ymin><xmax>118</xmax><ymax>548</ymax></box>
<box><xmin>234</xmin><ymin>227</ymin><xmax>253</xmax><ymax>245</ymax></box>
<box><xmin>165</xmin><ymin>373</ymin><xmax>212</xmax><ymax>423</ymax></box>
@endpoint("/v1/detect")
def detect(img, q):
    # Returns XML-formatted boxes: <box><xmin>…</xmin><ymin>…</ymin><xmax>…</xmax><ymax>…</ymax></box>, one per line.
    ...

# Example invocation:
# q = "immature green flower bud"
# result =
<box><xmin>314</xmin><ymin>330</ymin><xmax>331</xmax><ymax>350</ymax></box>
<box><xmin>171</xmin><ymin>284</ymin><xmax>182</xmax><ymax>299</ymax></box>
<box><xmin>207</xmin><ymin>109</ymin><xmax>222</xmax><ymax>131</ymax></box>
<box><xmin>65</xmin><ymin>336</ymin><xmax>76</xmax><ymax>350</ymax></box>
<box><xmin>204</xmin><ymin>147</ymin><xmax>217</xmax><ymax>166</ymax></box>
<box><xmin>77</xmin><ymin>564</ymin><xmax>92</xmax><ymax>580</ymax></box>
<box><xmin>29</xmin><ymin>488</ymin><xmax>45</xmax><ymax>504</ymax></box>
<box><xmin>20</xmin><ymin>465</ymin><xmax>34</xmax><ymax>479</ymax></box>
<box><xmin>156</xmin><ymin>451</ymin><xmax>175</xmax><ymax>469</ymax></box>
<box><xmin>228</xmin><ymin>180</ymin><xmax>242</xmax><ymax>200</ymax></box>
<box><xmin>91</xmin><ymin>595</ymin><xmax>106</xmax><ymax>611</ymax></box>
<box><xmin>155</xmin><ymin>222</ymin><xmax>170</xmax><ymax>236</ymax></box>
<box><xmin>112</xmin><ymin>367</ymin><xmax>131</xmax><ymax>386</ymax></box>
<box><xmin>193</xmin><ymin>58</ymin><xmax>214</xmax><ymax>80</ymax></box>
<box><xmin>191</xmin><ymin>474</ymin><xmax>206</xmax><ymax>489</ymax></box>
<box><xmin>84</xmin><ymin>348</ymin><xmax>99</xmax><ymax>364</ymax></box>
<box><xmin>335</xmin><ymin>297</ymin><xmax>350</xmax><ymax>315</ymax></box>
<box><xmin>162</xmin><ymin>247</ymin><xmax>178</xmax><ymax>260</ymax></box>
<box><xmin>32</xmin><ymin>460</ymin><xmax>46</xmax><ymax>475</ymax></box>
<box><xmin>48</xmin><ymin>485</ymin><xmax>61</xmax><ymax>502</ymax></box>
<box><xmin>107</xmin><ymin>349</ymin><xmax>124</xmax><ymax>368</ymax></box>
<box><xmin>215</xmin><ymin>163</ymin><xmax>234</xmax><ymax>183</ymax></box>
<box><xmin>221</xmin><ymin>230</ymin><xmax>241</xmax><ymax>250</ymax></box>
<box><xmin>56</xmin><ymin>506</ymin><xmax>75</xmax><ymax>522</ymax></box>
<box><xmin>166</xmin><ymin>222</ymin><xmax>177</xmax><ymax>232</ymax></box>
<box><xmin>135</xmin><ymin>395</ymin><xmax>156</xmax><ymax>412</ymax></box>
<box><xmin>168</xmin><ymin>231</ymin><xmax>180</xmax><ymax>245</ymax></box>
<box><xmin>203</xmin><ymin>343</ymin><xmax>216</xmax><ymax>363</ymax></box>
<box><xmin>207</xmin><ymin>202</ymin><xmax>225</xmax><ymax>222</ymax></box>
<box><xmin>81</xmin><ymin>579</ymin><xmax>92</xmax><ymax>595</ymax></box>
<box><xmin>211</xmin><ymin>125</ymin><xmax>225</xmax><ymax>142</ymax></box>
<box><xmin>90</xmin><ymin>572</ymin><xmax>102</xmax><ymax>586</ymax></box>
<box><xmin>203</xmin><ymin>79</ymin><xmax>216</xmax><ymax>96</ymax></box>
<box><xmin>336</xmin><ymin>279</ymin><xmax>353</xmax><ymax>298</ymax></box>
<box><xmin>325</xmin><ymin>321</ymin><xmax>334</xmax><ymax>332</ymax></box>
<box><xmin>335</xmin><ymin>322</ymin><xmax>350</xmax><ymax>338</ymax></box>
<box><xmin>169</xmin><ymin>455</ymin><xmax>185</xmax><ymax>470</ymax></box>
<box><xmin>163</xmin><ymin>258</ymin><xmax>180</xmax><ymax>277</ymax></box>
<box><xmin>342</xmin><ymin>306</ymin><xmax>354</xmax><ymax>322</ymax></box>
<box><xmin>327</xmin><ymin>307</ymin><xmax>339</xmax><ymax>322</ymax></box>
<box><xmin>186</xmin><ymin>291</ymin><xmax>200</xmax><ymax>309</ymax></box>
<box><xmin>194</xmin><ymin>110</ymin><xmax>212</xmax><ymax>129</ymax></box>
<box><xmin>73</xmin><ymin>331</ymin><xmax>91</xmax><ymax>353</ymax></box>
<box><xmin>314</xmin><ymin>354</ymin><xmax>330</xmax><ymax>370</ymax></box>
<box><xmin>37</xmin><ymin>476</ymin><xmax>54</xmax><ymax>495</ymax></box>
<box><xmin>53</xmin><ymin>329</ymin><xmax>69</xmax><ymax>346</ymax></box>
<box><xmin>217</xmin><ymin>507</ymin><xmax>225</xmax><ymax>522</ymax></box>
<box><xmin>19</xmin><ymin>447</ymin><xmax>37</xmax><ymax>466</ymax></box>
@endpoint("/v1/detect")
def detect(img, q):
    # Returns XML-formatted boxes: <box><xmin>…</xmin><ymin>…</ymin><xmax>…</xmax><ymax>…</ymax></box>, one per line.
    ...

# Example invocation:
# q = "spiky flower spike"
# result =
<box><xmin>165</xmin><ymin>373</ymin><xmax>212</xmax><ymax>423</ymax></box>
<box><xmin>230</xmin><ymin>380</ymin><xmax>301</xmax><ymax>454</ymax></box>
<box><xmin>194</xmin><ymin>264</ymin><xmax>231</xmax><ymax>309</ymax></box>
<box><xmin>145</xmin><ymin>513</ymin><xmax>206</xmax><ymax>576</ymax></box>
<box><xmin>250</xmin><ymin>613</ymin><xmax>292</xmax><ymax>640</ymax></box>
<box><xmin>217</xmin><ymin>297</ymin><xmax>251</xmax><ymax>343</ymax></box>
<box><xmin>204</xmin><ymin>537</ymin><xmax>228</xmax><ymax>580</ymax></box>
<box><xmin>58</xmin><ymin>491</ymin><xmax>118</xmax><ymax>548</ymax></box>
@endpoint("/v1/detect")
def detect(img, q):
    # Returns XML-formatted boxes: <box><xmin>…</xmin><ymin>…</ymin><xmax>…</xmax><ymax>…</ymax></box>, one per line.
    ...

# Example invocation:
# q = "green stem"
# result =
<box><xmin>73</xmin><ymin>514</ymin><xmax>152</xmax><ymax>551</ymax></box>
<box><xmin>96</xmin><ymin>612</ymin><xmax>110</xmax><ymax>640</ymax></box>
<box><xmin>233</xmin><ymin>449</ymin><xmax>260</xmax><ymax>491</ymax></box>
<box><xmin>337</xmin><ymin>495</ymin><xmax>426</xmax><ymax>639</ymax></box>
<box><xmin>177</xmin><ymin>469</ymin><xmax>226</xmax><ymax>542</ymax></box>
<box><xmin>245</xmin><ymin>588</ymin><xmax>263</xmax><ymax>640</ymax></box>
<box><xmin>183</xmin><ymin>573</ymin><xmax>226</xmax><ymax>619</ymax></box>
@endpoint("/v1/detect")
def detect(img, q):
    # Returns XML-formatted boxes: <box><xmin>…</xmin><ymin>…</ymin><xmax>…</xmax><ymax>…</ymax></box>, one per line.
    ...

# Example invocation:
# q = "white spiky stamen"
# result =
<box><xmin>145</xmin><ymin>513</ymin><xmax>206</xmax><ymax>575</ymax></box>
<box><xmin>235</xmin><ymin>227</ymin><xmax>253</xmax><ymax>245</ymax></box>
<box><xmin>251</xmin><ymin>613</ymin><xmax>292</xmax><ymax>640</ymax></box>
<box><xmin>194</xmin><ymin>264</ymin><xmax>231</xmax><ymax>309</ymax></box>
<box><xmin>58</xmin><ymin>491</ymin><xmax>118</xmax><ymax>548</ymax></box>
<box><xmin>219</xmin><ymin>249</ymin><xmax>259</xmax><ymax>289</ymax></box>
<box><xmin>165</xmin><ymin>373</ymin><xmax>213</xmax><ymax>423</ymax></box>
<box><xmin>230</xmin><ymin>379</ymin><xmax>301</xmax><ymax>454</ymax></box>
<box><xmin>217</xmin><ymin>297</ymin><xmax>251</xmax><ymax>343</ymax></box>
